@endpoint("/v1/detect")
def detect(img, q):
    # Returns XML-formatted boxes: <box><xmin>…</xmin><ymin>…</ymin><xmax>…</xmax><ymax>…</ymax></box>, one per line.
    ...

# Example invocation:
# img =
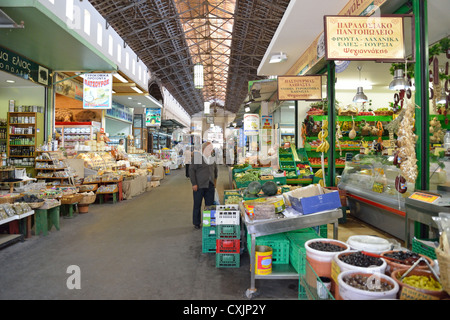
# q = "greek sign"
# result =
<box><xmin>0</xmin><ymin>45</ymin><xmax>50</xmax><ymax>86</ymax></box>
<box><xmin>324</xmin><ymin>16</ymin><xmax>405</xmax><ymax>61</ymax></box>
<box><xmin>83</xmin><ymin>73</ymin><xmax>113</xmax><ymax>109</ymax></box>
<box><xmin>277</xmin><ymin>76</ymin><xmax>322</xmax><ymax>101</ymax></box>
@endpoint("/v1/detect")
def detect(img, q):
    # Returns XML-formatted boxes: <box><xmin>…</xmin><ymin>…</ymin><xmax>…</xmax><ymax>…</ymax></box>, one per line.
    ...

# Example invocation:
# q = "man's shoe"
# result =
<box><xmin>194</xmin><ymin>225</ymin><xmax>201</xmax><ymax>229</ymax></box>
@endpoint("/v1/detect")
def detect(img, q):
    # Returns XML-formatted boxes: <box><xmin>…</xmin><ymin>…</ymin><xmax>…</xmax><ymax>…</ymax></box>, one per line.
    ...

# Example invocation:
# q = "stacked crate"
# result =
<box><xmin>215</xmin><ymin>205</ymin><xmax>241</xmax><ymax>268</ymax></box>
<box><xmin>202</xmin><ymin>206</ymin><xmax>216</xmax><ymax>253</ymax></box>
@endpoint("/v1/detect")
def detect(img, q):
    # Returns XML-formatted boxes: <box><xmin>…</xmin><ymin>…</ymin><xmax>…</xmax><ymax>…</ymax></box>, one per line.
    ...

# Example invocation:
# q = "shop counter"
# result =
<box><xmin>239</xmin><ymin>204</ymin><xmax>342</xmax><ymax>299</ymax></box>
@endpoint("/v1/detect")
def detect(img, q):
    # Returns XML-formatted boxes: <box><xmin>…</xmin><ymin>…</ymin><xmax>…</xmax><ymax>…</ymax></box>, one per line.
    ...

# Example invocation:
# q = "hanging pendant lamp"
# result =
<box><xmin>353</xmin><ymin>66</ymin><xmax>368</xmax><ymax>103</ymax></box>
<box><xmin>389</xmin><ymin>69</ymin><xmax>409</xmax><ymax>91</ymax></box>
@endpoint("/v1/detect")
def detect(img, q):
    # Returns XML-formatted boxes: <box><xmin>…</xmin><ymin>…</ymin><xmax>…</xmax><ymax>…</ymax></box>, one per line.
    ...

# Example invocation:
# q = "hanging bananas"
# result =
<box><xmin>316</xmin><ymin>120</ymin><xmax>330</xmax><ymax>153</ymax></box>
<box><xmin>315</xmin><ymin>169</ymin><xmax>323</xmax><ymax>178</ymax></box>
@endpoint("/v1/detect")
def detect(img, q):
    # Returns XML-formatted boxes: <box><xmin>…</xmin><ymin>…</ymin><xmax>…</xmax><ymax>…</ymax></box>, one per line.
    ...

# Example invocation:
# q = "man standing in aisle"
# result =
<box><xmin>189</xmin><ymin>141</ymin><xmax>218</xmax><ymax>229</ymax></box>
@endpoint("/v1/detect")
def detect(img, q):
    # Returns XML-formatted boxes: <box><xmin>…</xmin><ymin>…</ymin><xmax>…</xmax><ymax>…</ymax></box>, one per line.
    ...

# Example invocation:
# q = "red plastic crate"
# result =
<box><xmin>216</xmin><ymin>239</ymin><xmax>240</xmax><ymax>254</ymax></box>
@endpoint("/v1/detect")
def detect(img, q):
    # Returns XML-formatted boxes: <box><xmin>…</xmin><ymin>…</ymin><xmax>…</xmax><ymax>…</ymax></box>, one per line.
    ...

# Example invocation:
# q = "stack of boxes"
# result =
<box><xmin>201</xmin><ymin>206</ymin><xmax>216</xmax><ymax>253</ymax></box>
<box><xmin>215</xmin><ymin>205</ymin><xmax>241</xmax><ymax>268</ymax></box>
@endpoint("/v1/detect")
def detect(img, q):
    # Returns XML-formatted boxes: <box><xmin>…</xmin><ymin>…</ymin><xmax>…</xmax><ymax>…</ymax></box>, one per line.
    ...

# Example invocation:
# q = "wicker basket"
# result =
<box><xmin>435</xmin><ymin>233</ymin><xmax>450</xmax><ymax>294</ymax></box>
<box><xmin>60</xmin><ymin>193</ymin><xmax>84</xmax><ymax>204</ymax></box>
<box><xmin>27</xmin><ymin>200</ymin><xmax>45</xmax><ymax>209</ymax></box>
<box><xmin>0</xmin><ymin>194</ymin><xmax>23</xmax><ymax>204</ymax></box>
<box><xmin>79</xmin><ymin>194</ymin><xmax>96</xmax><ymax>205</ymax></box>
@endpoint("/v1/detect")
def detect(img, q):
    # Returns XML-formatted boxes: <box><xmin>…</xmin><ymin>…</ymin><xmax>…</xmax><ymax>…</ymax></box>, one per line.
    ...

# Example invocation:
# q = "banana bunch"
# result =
<box><xmin>316</xmin><ymin>120</ymin><xmax>330</xmax><ymax>153</ymax></box>
<box><xmin>315</xmin><ymin>169</ymin><xmax>323</xmax><ymax>178</ymax></box>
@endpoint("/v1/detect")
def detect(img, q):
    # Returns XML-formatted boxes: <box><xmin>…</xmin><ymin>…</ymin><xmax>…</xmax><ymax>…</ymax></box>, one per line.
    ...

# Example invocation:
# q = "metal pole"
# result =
<box><xmin>413</xmin><ymin>0</ymin><xmax>429</xmax><ymax>191</ymax></box>
<box><xmin>327</xmin><ymin>62</ymin><xmax>336</xmax><ymax>187</ymax></box>
<box><xmin>295</xmin><ymin>100</ymin><xmax>299</xmax><ymax>147</ymax></box>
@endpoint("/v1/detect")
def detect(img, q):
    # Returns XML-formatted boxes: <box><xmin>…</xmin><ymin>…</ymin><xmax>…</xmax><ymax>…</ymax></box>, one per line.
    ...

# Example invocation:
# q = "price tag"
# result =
<box><xmin>409</xmin><ymin>192</ymin><xmax>440</xmax><ymax>203</ymax></box>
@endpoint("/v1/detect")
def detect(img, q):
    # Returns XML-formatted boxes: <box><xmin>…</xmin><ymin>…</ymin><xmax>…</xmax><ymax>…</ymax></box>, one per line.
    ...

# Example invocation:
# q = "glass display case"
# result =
<box><xmin>338</xmin><ymin>154</ymin><xmax>416</xmax><ymax>241</ymax></box>
<box><xmin>55</xmin><ymin>121</ymin><xmax>101</xmax><ymax>156</ymax></box>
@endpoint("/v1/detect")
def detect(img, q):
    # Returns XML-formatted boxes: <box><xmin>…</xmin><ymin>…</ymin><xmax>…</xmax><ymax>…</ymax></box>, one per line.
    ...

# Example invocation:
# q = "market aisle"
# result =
<box><xmin>0</xmin><ymin>166</ymin><xmax>298</xmax><ymax>300</ymax></box>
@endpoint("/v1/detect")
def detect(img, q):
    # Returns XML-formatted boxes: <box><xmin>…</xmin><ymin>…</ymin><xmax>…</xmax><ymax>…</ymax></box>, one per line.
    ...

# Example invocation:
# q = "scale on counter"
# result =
<box><xmin>408</xmin><ymin>184</ymin><xmax>450</xmax><ymax>207</ymax></box>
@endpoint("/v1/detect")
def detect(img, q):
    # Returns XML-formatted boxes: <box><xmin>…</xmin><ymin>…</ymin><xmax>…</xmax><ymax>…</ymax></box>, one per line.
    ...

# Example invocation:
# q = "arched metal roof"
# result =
<box><xmin>88</xmin><ymin>0</ymin><xmax>290</xmax><ymax>116</ymax></box>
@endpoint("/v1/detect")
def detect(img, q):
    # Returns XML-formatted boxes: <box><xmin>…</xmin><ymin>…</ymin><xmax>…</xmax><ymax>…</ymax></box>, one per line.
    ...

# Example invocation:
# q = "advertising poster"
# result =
<box><xmin>243</xmin><ymin>113</ymin><xmax>259</xmax><ymax>136</ymax></box>
<box><xmin>146</xmin><ymin>108</ymin><xmax>162</xmax><ymax>127</ymax></box>
<box><xmin>83</xmin><ymin>73</ymin><xmax>113</xmax><ymax>109</ymax></box>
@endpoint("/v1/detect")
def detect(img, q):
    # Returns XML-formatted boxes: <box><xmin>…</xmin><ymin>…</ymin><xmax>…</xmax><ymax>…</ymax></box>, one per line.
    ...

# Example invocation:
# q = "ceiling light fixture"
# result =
<box><xmin>5</xmin><ymin>80</ymin><xmax>15</xmax><ymax>83</ymax></box>
<box><xmin>389</xmin><ymin>69</ymin><xmax>409</xmax><ymax>91</ymax></box>
<box><xmin>131</xmin><ymin>86</ymin><xmax>143</xmax><ymax>94</ymax></box>
<box><xmin>269</xmin><ymin>52</ymin><xmax>287</xmax><ymax>64</ymax></box>
<box><xmin>204</xmin><ymin>101</ymin><xmax>210</xmax><ymax>114</ymax></box>
<box><xmin>353</xmin><ymin>66</ymin><xmax>368</xmax><ymax>103</ymax></box>
<box><xmin>245</xmin><ymin>106</ymin><xmax>251</xmax><ymax>112</ymax></box>
<box><xmin>114</xmin><ymin>73</ymin><xmax>128</xmax><ymax>83</ymax></box>
<box><xmin>194</xmin><ymin>63</ymin><xmax>204</xmax><ymax>89</ymax></box>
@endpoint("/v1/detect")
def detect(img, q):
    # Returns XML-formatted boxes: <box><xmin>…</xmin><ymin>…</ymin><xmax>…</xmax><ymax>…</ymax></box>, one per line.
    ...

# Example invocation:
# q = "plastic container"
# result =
<box><xmin>305</xmin><ymin>239</ymin><xmax>350</xmax><ymax>278</ymax></box>
<box><xmin>381</xmin><ymin>250</ymin><xmax>435</xmax><ymax>275</ymax></box>
<box><xmin>347</xmin><ymin>235</ymin><xmax>392</xmax><ymax>254</ymax></box>
<box><xmin>332</xmin><ymin>250</ymin><xmax>387</xmax><ymax>300</ymax></box>
<box><xmin>305</xmin><ymin>238</ymin><xmax>349</xmax><ymax>294</ymax></box>
<box><xmin>338</xmin><ymin>270</ymin><xmax>399</xmax><ymax>300</ymax></box>
<box><xmin>391</xmin><ymin>268</ymin><xmax>449</xmax><ymax>300</ymax></box>
<box><xmin>333</xmin><ymin>250</ymin><xmax>387</xmax><ymax>274</ymax></box>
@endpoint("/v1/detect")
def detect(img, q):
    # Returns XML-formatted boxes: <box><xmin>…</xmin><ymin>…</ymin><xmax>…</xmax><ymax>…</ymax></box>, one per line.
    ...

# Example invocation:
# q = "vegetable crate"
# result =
<box><xmin>285</xmin><ymin>229</ymin><xmax>322</xmax><ymax>274</ymax></box>
<box><xmin>215</xmin><ymin>205</ymin><xmax>240</xmax><ymax>225</ymax></box>
<box><xmin>202</xmin><ymin>226</ymin><xmax>216</xmax><ymax>253</ymax></box>
<box><xmin>216</xmin><ymin>253</ymin><xmax>240</xmax><ymax>268</ymax></box>
<box><xmin>412</xmin><ymin>237</ymin><xmax>438</xmax><ymax>260</ymax></box>
<box><xmin>216</xmin><ymin>239</ymin><xmax>240</xmax><ymax>254</ymax></box>
<box><xmin>216</xmin><ymin>224</ymin><xmax>240</xmax><ymax>239</ymax></box>
<box><xmin>246</xmin><ymin>232</ymin><xmax>290</xmax><ymax>264</ymax></box>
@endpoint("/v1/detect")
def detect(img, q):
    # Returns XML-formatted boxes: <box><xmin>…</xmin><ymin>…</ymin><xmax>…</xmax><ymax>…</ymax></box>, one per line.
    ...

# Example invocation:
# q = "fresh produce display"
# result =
<box><xmin>261</xmin><ymin>181</ymin><xmax>278</xmax><ymax>196</ymax></box>
<box><xmin>247</xmin><ymin>181</ymin><xmax>262</xmax><ymax>195</ymax></box>
<box><xmin>309</xmin><ymin>157</ymin><xmax>345</xmax><ymax>166</ymax></box>
<box><xmin>343</xmin><ymin>274</ymin><xmax>394</xmax><ymax>292</ymax></box>
<box><xmin>308</xmin><ymin>241</ymin><xmax>346</xmax><ymax>252</ymax></box>
<box><xmin>400</xmin><ymin>275</ymin><xmax>442</xmax><ymax>291</ymax></box>
<box><xmin>396</xmin><ymin>100</ymin><xmax>418</xmax><ymax>184</ymax></box>
<box><xmin>316</xmin><ymin>120</ymin><xmax>330</xmax><ymax>153</ymax></box>
<box><xmin>373</xmin><ymin>108</ymin><xmax>393</xmax><ymax>116</ymax></box>
<box><xmin>278</xmin><ymin>148</ymin><xmax>292</xmax><ymax>155</ymax></box>
<box><xmin>225</xmin><ymin>196</ymin><xmax>242</xmax><ymax>205</ymax></box>
<box><xmin>233</xmin><ymin>164</ymin><xmax>250</xmax><ymax>170</ymax></box>
<box><xmin>339</xmin><ymin>252</ymin><xmax>383</xmax><ymax>267</ymax></box>
<box><xmin>286</xmin><ymin>171</ymin><xmax>297</xmax><ymax>178</ymax></box>
<box><xmin>234</xmin><ymin>170</ymin><xmax>259</xmax><ymax>183</ymax></box>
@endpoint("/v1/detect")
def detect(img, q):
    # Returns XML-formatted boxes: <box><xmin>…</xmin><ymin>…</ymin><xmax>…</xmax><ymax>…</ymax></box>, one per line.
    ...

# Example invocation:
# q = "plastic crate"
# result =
<box><xmin>216</xmin><ymin>210</ymin><xmax>240</xmax><ymax>225</ymax></box>
<box><xmin>202</xmin><ymin>226</ymin><xmax>216</xmax><ymax>253</ymax></box>
<box><xmin>216</xmin><ymin>239</ymin><xmax>240</xmax><ymax>253</ymax></box>
<box><xmin>217</xmin><ymin>224</ymin><xmax>240</xmax><ymax>239</ymax></box>
<box><xmin>216</xmin><ymin>253</ymin><xmax>240</xmax><ymax>268</ymax></box>
<box><xmin>246</xmin><ymin>233</ymin><xmax>290</xmax><ymax>264</ymax></box>
<box><xmin>286</xmin><ymin>231</ymin><xmax>322</xmax><ymax>274</ymax></box>
<box><xmin>412</xmin><ymin>237</ymin><xmax>439</xmax><ymax>260</ymax></box>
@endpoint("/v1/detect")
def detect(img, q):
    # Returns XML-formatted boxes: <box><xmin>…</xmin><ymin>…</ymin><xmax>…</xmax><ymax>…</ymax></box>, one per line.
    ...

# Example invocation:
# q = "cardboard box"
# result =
<box><xmin>202</xmin><ymin>208</ymin><xmax>216</xmax><ymax>227</ymax></box>
<box><xmin>288</xmin><ymin>185</ymin><xmax>341</xmax><ymax>215</ymax></box>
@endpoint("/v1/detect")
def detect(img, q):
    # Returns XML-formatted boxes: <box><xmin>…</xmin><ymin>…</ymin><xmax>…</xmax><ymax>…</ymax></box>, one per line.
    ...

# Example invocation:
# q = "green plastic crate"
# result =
<box><xmin>216</xmin><ymin>253</ymin><xmax>240</xmax><ymax>268</ymax></box>
<box><xmin>217</xmin><ymin>224</ymin><xmax>240</xmax><ymax>239</ymax></box>
<box><xmin>246</xmin><ymin>233</ymin><xmax>290</xmax><ymax>264</ymax></box>
<box><xmin>412</xmin><ymin>237</ymin><xmax>439</xmax><ymax>260</ymax></box>
<box><xmin>202</xmin><ymin>226</ymin><xmax>216</xmax><ymax>253</ymax></box>
<box><xmin>286</xmin><ymin>231</ymin><xmax>322</xmax><ymax>274</ymax></box>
